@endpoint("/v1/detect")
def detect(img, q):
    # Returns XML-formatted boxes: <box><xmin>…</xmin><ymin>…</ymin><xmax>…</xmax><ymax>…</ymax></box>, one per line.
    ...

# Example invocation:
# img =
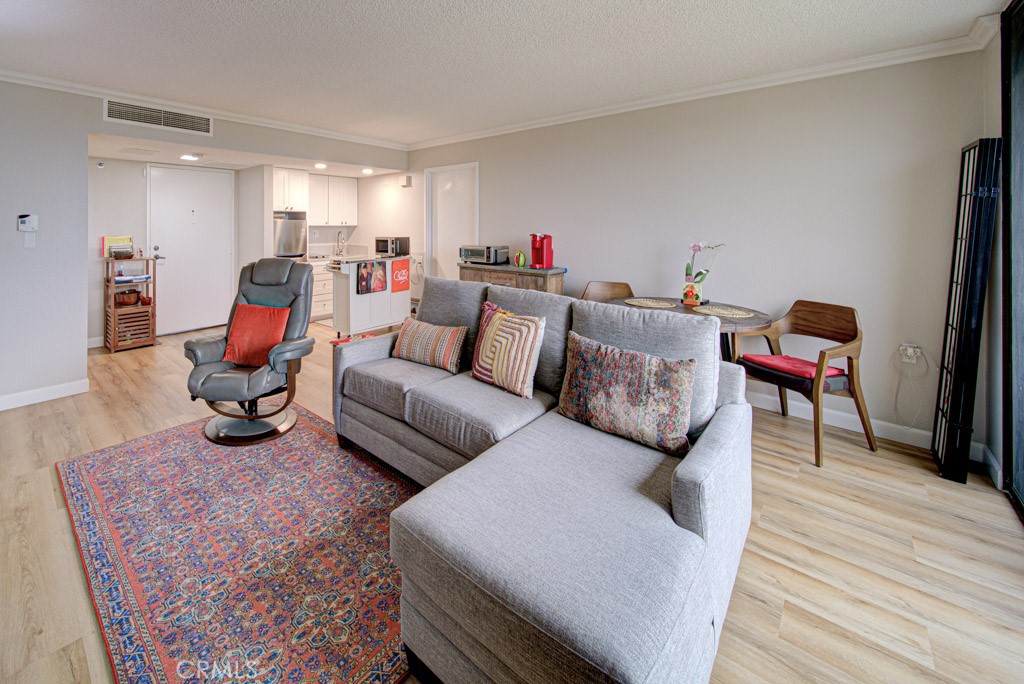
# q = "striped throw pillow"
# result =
<box><xmin>472</xmin><ymin>302</ymin><xmax>546</xmax><ymax>398</ymax></box>
<box><xmin>393</xmin><ymin>318</ymin><xmax>468</xmax><ymax>374</ymax></box>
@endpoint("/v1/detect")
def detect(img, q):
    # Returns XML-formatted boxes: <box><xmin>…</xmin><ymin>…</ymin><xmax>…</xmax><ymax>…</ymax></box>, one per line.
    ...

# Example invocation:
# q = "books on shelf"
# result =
<box><xmin>114</xmin><ymin>274</ymin><xmax>152</xmax><ymax>284</ymax></box>
<box><xmin>101</xmin><ymin>235</ymin><xmax>134</xmax><ymax>257</ymax></box>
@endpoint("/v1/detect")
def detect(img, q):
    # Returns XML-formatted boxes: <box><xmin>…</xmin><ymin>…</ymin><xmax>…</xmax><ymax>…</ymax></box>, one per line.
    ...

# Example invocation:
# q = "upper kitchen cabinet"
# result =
<box><xmin>307</xmin><ymin>174</ymin><xmax>329</xmax><ymax>225</ymax></box>
<box><xmin>329</xmin><ymin>176</ymin><xmax>358</xmax><ymax>226</ymax></box>
<box><xmin>273</xmin><ymin>168</ymin><xmax>309</xmax><ymax>212</ymax></box>
<box><xmin>308</xmin><ymin>174</ymin><xmax>358</xmax><ymax>226</ymax></box>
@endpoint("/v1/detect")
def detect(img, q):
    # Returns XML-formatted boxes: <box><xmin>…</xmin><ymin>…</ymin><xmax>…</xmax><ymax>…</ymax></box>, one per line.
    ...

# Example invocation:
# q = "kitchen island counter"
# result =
<box><xmin>331</xmin><ymin>256</ymin><xmax>412</xmax><ymax>336</ymax></box>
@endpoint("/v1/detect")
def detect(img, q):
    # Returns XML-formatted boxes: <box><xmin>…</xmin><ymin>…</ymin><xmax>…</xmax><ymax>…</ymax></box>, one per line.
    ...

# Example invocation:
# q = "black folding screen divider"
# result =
<box><xmin>1003</xmin><ymin>0</ymin><xmax>1024</xmax><ymax>519</ymax></box>
<box><xmin>931</xmin><ymin>139</ymin><xmax>1002</xmax><ymax>484</ymax></box>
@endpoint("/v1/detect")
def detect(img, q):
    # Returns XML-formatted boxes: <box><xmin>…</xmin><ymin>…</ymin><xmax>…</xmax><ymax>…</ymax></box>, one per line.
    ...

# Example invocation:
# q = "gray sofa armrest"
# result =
<box><xmin>183</xmin><ymin>335</ymin><xmax>226</xmax><ymax>366</ymax></box>
<box><xmin>268</xmin><ymin>337</ymin><xmax>315</xmax><ymax>374</ymax></box>
<box><xmin>672</xmin><ymin>401</ymin><xmax>752</xmax><ymax>643</ymax></box>
<box><xmin>717</xmin><ymin>361</ymin><xmax>747</xmax><ymax>408</ymax></box>
<box><xmin>332</xmin><ymin>332</ymin><xmax>399</xmax><ymax>431</ymax></box>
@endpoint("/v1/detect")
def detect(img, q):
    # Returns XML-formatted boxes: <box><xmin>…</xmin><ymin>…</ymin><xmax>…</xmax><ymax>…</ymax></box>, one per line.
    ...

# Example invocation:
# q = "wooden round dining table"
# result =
<box><xmin>608</xmin><ymin>297</ymin><xmax>772</xmax><ymax>360</ymax></box>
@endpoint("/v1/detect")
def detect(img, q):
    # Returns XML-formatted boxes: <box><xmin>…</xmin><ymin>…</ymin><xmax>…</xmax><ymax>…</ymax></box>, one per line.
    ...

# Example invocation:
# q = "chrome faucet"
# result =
<box><xmin>335</xmin><ymin>229</ymin><xmax>347</xmax><ymax>256</ymax></box>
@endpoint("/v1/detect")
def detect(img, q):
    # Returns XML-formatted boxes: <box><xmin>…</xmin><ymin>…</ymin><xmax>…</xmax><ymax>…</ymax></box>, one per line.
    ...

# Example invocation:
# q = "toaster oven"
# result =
<box><xmin>460</xmin><ymin>245</ymin><xmax>510</xmax><ymax>264</ymax></box>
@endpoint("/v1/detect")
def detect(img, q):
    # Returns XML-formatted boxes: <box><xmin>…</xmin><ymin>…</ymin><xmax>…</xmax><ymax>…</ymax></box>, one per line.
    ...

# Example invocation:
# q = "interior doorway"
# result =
<box><xmin>424</xmin><ymin>163</ymin><xmax>479</xmax><ymax>280</ymax></box>
<box><xmin>148</xmin><ymin>165</ymin><xmax>235</xmax><ymax>335</ymax></box>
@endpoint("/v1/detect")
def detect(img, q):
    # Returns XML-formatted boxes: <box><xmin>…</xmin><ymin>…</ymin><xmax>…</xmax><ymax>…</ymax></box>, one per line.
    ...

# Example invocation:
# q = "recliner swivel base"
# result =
<box><xmin>204</xmin><ymin>408</ymin><xmax>298</xmax><ymax>446</ymax></box>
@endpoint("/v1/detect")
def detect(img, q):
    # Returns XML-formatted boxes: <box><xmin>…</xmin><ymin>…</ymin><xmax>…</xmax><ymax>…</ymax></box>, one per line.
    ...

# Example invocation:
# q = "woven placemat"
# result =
<box><xmin>623</xmin><ymin>298</ymin><xmax>677</xmax><ymax>309</ymax></box>
<box><xmin>693</xmin><ymin>305</ymin><xmax>754</xmax><ymax>318</ymax></box>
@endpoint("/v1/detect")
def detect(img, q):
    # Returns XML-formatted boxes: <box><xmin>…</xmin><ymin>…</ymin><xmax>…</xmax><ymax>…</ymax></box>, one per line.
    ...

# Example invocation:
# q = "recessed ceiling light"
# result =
<box><xmin>314</xmin><ymin>163</ymin><xmax>327</xmax><ymax>170</ymax></box>
<box><xmin>362</xmin><ymin>168</ymin><xmax>374</xmax><ymax>175</ymax></box>
<box><xmin>180</xmin><ymin>153</ymin><xmax>202</xmax><ymax>161</ymax></box>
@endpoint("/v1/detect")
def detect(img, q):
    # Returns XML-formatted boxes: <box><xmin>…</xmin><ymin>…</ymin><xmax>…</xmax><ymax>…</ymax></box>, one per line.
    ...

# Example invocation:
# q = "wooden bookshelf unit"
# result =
<box><xmin>104</xmin><ymin>257</ymin><xmax>157</xmax><ymax>352</ymax></box>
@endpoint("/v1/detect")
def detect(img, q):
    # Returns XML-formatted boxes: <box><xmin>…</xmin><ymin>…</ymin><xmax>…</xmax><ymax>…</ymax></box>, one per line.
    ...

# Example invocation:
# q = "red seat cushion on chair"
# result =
<box><xmin>223</xmin><ymin>303</ymin><xmax>291</xmax><ymax>367</ymax></box>
<box><xmin>741</xmin><ymin>354</ymin><xmax>845</xmax><ymax>379</ymax></box>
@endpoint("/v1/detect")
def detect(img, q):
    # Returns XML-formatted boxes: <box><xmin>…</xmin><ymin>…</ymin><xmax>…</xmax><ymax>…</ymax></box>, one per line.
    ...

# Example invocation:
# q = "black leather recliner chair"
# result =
<box><xmin>184</xmin><ymin>258</ymin><xmax>314</xmax><ymax>445</ymax></box>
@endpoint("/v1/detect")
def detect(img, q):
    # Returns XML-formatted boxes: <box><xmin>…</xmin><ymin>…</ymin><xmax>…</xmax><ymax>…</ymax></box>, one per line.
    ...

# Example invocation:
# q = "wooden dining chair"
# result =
<box><xmin>581</xmin><ymin>281</ymin><xmax>634</xmax><ymax>303</ymax></box>
<box><xmin>732</xmin><ymin>300</ymin><xmax>877</xmax><ymax>467</ymax></box>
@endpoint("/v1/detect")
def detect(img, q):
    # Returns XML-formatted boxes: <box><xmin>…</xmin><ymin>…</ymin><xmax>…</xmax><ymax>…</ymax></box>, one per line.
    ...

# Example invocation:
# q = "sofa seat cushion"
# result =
<box><xmin>391</xmin><ymin>411</ymin><xmax>712</xmax><ymax>683</ymax></box>
<box><xmin>343</xmin><ymin>358</ymin><xmax>452</xmax><ymax>421</ymax></box>
<box><xmin>405</xmin><ymin>372</ymin><xmax>556</xmax><ymax>458</ymax></box>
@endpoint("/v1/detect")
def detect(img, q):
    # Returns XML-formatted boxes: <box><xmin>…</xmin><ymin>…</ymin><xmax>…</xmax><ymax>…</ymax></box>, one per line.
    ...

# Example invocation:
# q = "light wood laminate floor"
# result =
<box><xmin>2</xmin><ymin>322</ymin><xmax>1022</xmax><ymax>683</ymax></box>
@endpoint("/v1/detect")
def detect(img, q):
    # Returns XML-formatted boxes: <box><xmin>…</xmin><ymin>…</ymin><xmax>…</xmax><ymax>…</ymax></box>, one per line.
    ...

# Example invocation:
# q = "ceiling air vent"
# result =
<box><xmin>104</xmin><ymin>100</ymin><xmax>213</xmax><ymax>136</ymax></box>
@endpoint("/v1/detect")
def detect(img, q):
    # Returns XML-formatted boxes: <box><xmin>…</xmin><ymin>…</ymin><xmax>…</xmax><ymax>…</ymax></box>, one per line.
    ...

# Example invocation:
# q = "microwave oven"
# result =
<box><xmin>460</xmin><ymin>245</ymin><xmax>510</xmax><ymax>264</ymax></box>
<box><xmin>375</xmin><ymin>237</ymin><xmax>410</xmax><ymax>257</ymax></box>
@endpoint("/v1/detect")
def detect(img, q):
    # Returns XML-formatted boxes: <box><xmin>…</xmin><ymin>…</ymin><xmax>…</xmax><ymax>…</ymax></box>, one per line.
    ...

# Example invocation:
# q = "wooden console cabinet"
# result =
<box><xmin>458</xmin><ymin>263</ymin><xmax>564</xmax><ymax>294</ymax></box>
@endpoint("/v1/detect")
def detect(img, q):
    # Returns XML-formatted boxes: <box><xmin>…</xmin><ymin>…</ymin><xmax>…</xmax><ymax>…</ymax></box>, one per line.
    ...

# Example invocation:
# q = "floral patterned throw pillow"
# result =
<box><xmin>558</xmin><ymin>331</ymin><xmax>697</xmax><ymax>455</ymax></box>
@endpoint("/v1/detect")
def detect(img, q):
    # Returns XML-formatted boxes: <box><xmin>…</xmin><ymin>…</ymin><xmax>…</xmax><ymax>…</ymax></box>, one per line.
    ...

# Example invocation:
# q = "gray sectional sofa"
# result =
<box><xmin>332</xmin><ymin>277</ymin><xmax>752</xmax><ymax>683</ymax></box>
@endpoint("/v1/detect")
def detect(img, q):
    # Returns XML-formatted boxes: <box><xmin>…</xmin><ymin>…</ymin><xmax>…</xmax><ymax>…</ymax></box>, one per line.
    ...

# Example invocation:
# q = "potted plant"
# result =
<box><xmin>683</xmin><ymin>241</ymin><xmax>724</xmax><ymax>307</ymax></box>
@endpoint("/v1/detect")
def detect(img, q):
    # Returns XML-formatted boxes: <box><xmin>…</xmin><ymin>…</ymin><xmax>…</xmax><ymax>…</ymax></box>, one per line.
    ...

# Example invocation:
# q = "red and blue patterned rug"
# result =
<box><xmin>57</xmin><ymin>405</ymin><xmax>417</xmax><ymax>683</ymax></box>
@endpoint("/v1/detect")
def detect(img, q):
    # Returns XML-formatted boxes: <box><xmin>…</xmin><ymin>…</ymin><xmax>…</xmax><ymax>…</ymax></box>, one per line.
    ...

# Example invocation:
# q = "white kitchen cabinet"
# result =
<box><xmin>272</xmin><ymin>168</ymin><xmax>309</xmax><ymax>211</ymax></box>
<box><xmin>310</xmin><ymin>261</ymin><xmax>333</xmax><ymax>321</ymax></box>
<box><xmin>307</xmin><ymin>174</ymin><xmax>329</xmax><ymax>225</ymax></box>
<box><xmin>272</xmin><ymin>168</ymin><xmax>287</xmax><ymax>211</ymax></box>
<box><xmin>307</xmin><ymin>174</ymin><xmax>358</xmax><ymax>226</ymax></box>
<box><xmin>329</xmin><ymin>176</ymin><xmax>358</xmax><ymax>226</ymax></box>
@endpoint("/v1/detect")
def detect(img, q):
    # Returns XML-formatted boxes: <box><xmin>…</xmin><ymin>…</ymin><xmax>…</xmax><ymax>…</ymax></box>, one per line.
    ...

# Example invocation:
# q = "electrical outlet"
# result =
<box><xmin>899</xmin><ymin>343</ymin><xmax>922</xmax><ymax>364</ymax></box>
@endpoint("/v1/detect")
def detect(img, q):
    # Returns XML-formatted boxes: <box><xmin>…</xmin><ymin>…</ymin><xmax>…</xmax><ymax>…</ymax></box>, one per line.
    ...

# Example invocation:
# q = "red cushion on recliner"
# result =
<box><xmin>223</xmin><ymin>303</ymin><xmax>290</xmax><ymax>367</ymax></box>
<box><xmin>742</xmin><ymin>354</ymin><xmax>845</xmax><ymax>379</ymax></box>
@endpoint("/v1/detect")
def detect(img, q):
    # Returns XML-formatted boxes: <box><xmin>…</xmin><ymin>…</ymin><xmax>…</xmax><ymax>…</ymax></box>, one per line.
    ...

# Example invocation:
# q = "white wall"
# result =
<box><xmin>357</xmin><ymin>172</ymin><xmax>426</xmax><ymax>298</ymax></box>
<box><xmin>981</xmin><ymin>32</ymin><xmax>1003</xmax><ymax>485</ymax></box>
<box><xmin>0</xmin><ymin>82</ymin><xmax>92</xmax><ymax>409</ymax></box>
<box><xmin>87</xmin><ymin>158</ymin><xmax>148</xmax><ymax>345</ymax></box>
<box><xmin>236</xmin><ymin>165</ymin><xmax>272</xmax><ymax>270</ymax></box>
<box><xmin>0</xmin><ymin>79</ymin><xmax>407</xmax><ymax>410</ymax></box>
<box><xmin>398</xmin><ymin>53</ymin><xmax>985</xmax><ymax>443</ymax></box>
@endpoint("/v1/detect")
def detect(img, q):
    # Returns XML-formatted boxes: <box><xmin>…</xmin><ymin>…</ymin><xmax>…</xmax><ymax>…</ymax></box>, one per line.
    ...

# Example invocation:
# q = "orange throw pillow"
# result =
<box><xmin>222</xmin><ymin>303</ymin><xmax>291</xmax><ymax>367</ymax></box>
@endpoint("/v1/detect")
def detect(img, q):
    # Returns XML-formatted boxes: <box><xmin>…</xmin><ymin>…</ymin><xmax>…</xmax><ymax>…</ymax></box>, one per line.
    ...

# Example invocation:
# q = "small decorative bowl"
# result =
<box><xmin>139</xmin><ymin>295</ymin><xmax>152</xmax><ymax>306</ymax></box>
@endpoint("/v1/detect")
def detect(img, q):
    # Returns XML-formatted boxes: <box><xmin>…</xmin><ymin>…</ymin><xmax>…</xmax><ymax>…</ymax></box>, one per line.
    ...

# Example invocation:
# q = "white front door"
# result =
<box><xmin>426</xmin><ymin>163</ymin><xmax>479</xmax><ymax>280</ymax></box>
<box><xmin>149</xmin><ymin>165</ymin><xmax>235</xmax><ymax>335</ymax></box>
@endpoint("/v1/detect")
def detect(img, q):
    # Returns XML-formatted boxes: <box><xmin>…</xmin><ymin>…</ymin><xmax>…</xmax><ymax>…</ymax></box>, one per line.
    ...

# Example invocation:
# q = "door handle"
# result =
<box><xmin>154</xmin><ymin>254</ymin><xmax>166</xmax><ymax>261</ymax></box>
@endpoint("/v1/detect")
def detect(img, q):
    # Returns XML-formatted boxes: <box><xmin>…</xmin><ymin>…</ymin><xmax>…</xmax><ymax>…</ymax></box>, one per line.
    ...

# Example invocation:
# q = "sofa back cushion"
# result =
<box><xmin>570</xmin><ymin>300</ymin><xmax>720</xmax><ymax>434</ymax></box>
<box><xmin>487</xmin><ymin>285</ymin><xmax>574</xmax><ymax>396</ymax></box>
<box><xmin>416</xmin><ymin>277</ymin><xmax>490</xmax><ymax>371</ymax></box>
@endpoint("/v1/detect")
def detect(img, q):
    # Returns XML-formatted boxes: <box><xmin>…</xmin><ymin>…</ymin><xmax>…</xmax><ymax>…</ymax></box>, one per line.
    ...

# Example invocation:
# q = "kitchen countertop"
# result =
<box><xmin>458</xmin><ymin>262</ymin><xmax>566</xmax><ymax>275</ymax></box>
<box><xmin>328</xmin><ymin>254</ymin><xmax>411</xmax><ymax>264</ymax></box>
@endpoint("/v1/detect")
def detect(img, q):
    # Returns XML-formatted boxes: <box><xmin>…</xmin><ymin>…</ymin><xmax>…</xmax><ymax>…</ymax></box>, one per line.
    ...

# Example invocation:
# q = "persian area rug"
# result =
<box><xmin>57</xmin><ymin>405</ymin><xmax>417</xmax><ymax>684</ymax></box>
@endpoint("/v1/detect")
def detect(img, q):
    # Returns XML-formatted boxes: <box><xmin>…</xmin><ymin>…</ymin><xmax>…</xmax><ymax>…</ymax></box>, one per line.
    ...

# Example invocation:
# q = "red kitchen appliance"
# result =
<box><xmin>530</xmin><ymin>233</ymin><xmax>553</xmax><ymax>269</ymax></box>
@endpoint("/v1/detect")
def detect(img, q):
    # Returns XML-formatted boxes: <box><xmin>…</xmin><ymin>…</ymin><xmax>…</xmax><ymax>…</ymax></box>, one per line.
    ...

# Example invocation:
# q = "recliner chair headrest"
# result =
<box><xmin>252</xmin><ymin>258</ymin><xmax>294</xmax><ymax>286</ymax></box>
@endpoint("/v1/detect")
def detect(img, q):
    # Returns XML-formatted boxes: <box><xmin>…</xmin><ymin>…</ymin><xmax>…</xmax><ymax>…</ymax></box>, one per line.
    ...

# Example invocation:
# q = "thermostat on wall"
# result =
<box><xmin>17</xmin><ymin>214</ymin><xmax>38</xmax><ymax>232</ymax></box>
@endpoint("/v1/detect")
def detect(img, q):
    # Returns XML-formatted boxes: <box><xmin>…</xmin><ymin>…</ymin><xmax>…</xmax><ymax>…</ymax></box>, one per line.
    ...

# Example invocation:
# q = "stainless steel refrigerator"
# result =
<box><xmin>273</xmin><ymin>212</ymin><xmax>307</xmax><ymax>258</ymax></box>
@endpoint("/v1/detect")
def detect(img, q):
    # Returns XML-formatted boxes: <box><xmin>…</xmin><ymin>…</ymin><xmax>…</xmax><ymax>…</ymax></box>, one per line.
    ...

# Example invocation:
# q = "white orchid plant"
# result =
<box><xmin>686</xmin><ymin>241</ymin><xmax>724</xmax><ymax>283</ymax></box>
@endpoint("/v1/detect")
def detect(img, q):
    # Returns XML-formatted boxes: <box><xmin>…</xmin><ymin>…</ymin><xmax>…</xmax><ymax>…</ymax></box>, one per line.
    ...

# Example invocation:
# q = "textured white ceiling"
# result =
<box><xmin>0</xmin><ymin>1</ymin><xmax>1004</xmax><ymax>146</ymax></box>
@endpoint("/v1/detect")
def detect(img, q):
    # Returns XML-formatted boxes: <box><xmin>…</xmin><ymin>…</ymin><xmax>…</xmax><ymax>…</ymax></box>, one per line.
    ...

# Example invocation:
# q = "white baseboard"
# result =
<box><xmin>747</xmin><ymin>388</ymin><xmax>1004</xmax><ymax>488</ymax></box>
<box><xmin>975</xmin><ymin>444</ymin><xmax>1003</xmax><ymax>490</ymax></box>
<box><xmin>745</xmin><ymin>388</ymin><xmax>932</xmax><ymax>448</ymax></box>
<box><xmin>88</xmin><ymin>336</ymin><xmax>104</xmax><ymax>349</ymax></box>
<box><xmin>0</xmin><ymin>378</ymin><xmax>90</xmax><ymax>412</ymax></box>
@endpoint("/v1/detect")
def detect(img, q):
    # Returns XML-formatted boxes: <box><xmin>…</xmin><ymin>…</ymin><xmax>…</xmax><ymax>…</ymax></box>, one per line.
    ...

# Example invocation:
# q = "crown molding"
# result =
<box><xmin>0</xmin><ymin>68</ymin><xmax>409</xmax><ymax>151</ymax></box>
<box><xmin>0</xmin><ymin>13</ymin><xmax>1002</xmax><ymax>155</ymax></box>
<box><xmin>407</xmin><ymin>14</ymin><xmax>1003</xmax><ymax>151</ymax></box>
<box><xmin>970</xmin><ymin>13</ymin><xmax>1001</xmax><ymax>48</ymax></box>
